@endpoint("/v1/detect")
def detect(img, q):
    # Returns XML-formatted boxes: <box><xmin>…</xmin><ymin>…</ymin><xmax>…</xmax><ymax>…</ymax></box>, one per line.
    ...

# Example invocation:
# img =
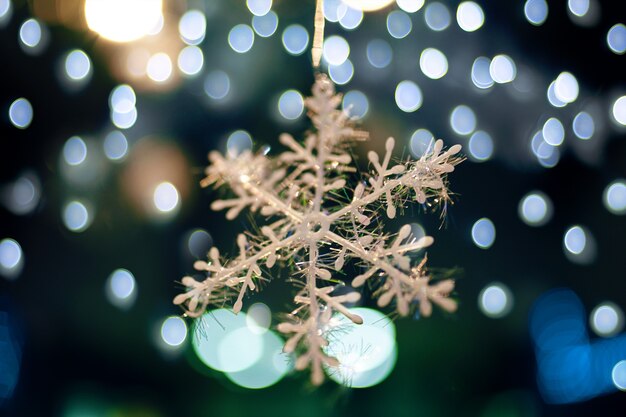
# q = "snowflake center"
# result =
<box><xmin>301</xmin><ymin>213</ymin><xmax>330</xmax><ymax>239</ymax></box>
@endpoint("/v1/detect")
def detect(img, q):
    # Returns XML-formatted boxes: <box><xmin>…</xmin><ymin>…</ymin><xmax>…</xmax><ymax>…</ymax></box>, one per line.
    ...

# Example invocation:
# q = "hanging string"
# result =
<box><xmin>312</xmin><ymin>0</ymin><xmax>325</xmax><ymax>68</ymax></box>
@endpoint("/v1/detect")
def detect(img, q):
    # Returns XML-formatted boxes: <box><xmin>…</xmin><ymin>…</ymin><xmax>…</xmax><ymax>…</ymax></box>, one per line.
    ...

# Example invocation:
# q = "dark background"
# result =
<box><xmin>1</xmin><ymin>0</ymin><xmax>625</xmax><ymax>416</ymax></box>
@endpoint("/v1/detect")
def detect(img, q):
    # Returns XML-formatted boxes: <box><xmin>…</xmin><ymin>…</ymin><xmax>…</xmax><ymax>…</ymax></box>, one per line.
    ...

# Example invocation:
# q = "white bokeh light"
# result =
<box><xmin>178</xmin><ymin>46</ymin><xmax>204</xmax><ymax>76</ymax></box>
<box><xmin>247</xmin><ymin>0</ymin><xmax>272</xmax><ymax>16</ymax></box>
<box><xmin>204</xmin><ymin>70</ymin><xmax>231</xmax><ymax>100</ymax></box>
<box><xmin>397</xmin><ymin>0</ymin><xmax>424</xmax><ymax>13</ymax></box>
<box><xmin>63</xmin><ymin>136</ymin><xmax>88</xmax><ymax>166</ymax></box>
<box><xmin>282</xmin><ymin>24</ymin><xmax>309</xmax><ymax>56</ymax></box>
<box><xmin>489</xmin><ymin>55</ymin><xmax>516</xmax><ymax>83</ymax></box>
<box><xmin>612</xmin><ymin>96</ymin><xmax>626</xmax><ymax>126</ymax></box>
<box><xmin>153</xmin><ymin>182</ymin><xmax>180</xmax><ymax>214</ymax></box>
<box><xmin>0</xmin><ymin>0</ymin><xmax>12</xmax><ymax>26</ymax></box>
<box><xmin>603</xmin><ymin>180</ymin><xmax>626</xmax><ymax>215</ymax></box>
<box><xmin>479</xmin><ymin>283</ymin><xmax>513</xmax><ymax>319</ymax></box>
<box><xmin>471</xmin><ymin>57</ymin><xmax>494</xmax><ymax>89</ymax></box>
<box><xmin>328</xmin><ymin>59</ymin><xmax>354</xmax><ymax>85</ymax></box>
<box><xmin>229</xmin><ymin>24</ymin><xmax>255</xmax><ymax>53</ymax></box>
<box><xmin>64</xmin><ymin>50</ymin><xmax>91</xmax><ymax>82</ymax></box>
<box><xmin>0</xmin><ymin>238</ymin><xmax>23</xmax><ymax>280</ymax></box>
<box><xmin>386</xmin><ymin>10</ymin><xmax>412</xmax><ymax>39</ymax></box>
<box><xmin>9</xmin><ymin>98</ymin><xmax>33</xmax><ymax>129</ymax></box>
<box><xmin>366</xmin><ymin>39</ymin><xmax>392</xmax><ymax>68</ymax></box>
<box><xmin>471</xmin><ymin>218</ymin><xmax>496</xmax><ymax>249</ymax></box>
<box><xmin>613</xmin><ymin>361</ymin><xmax>626</xmax><ymax>391</ymax></box>
<box><xmin>607</xmin><ymin>24</ymin><xmax>626</xmax><ymax>55</ymax></box>
<box><xmin>106</xmin><ymin>269</ymin><xmax>137</xmax><ymax>309</ymax></box>
<box><xmin>109</xmin><ymin>85</ymin><xmax>136</xmax><ymax>114</ymax></box>
<box><xmin>2</xmin><ymin>173</ymin><xmax>41</xmax><ymax>216</ymax></box>
<box><xmin>338</xmin><ymin>4</ymin><xmax>363</xmax><ymax>30</ymax></box>
<box><xmin>524</xmin><ymin>0</ymin><xmax>548</xmax><ymax>26</ymax></box>
<box><xmin>547</xmin><ymin>81</ymin><xmax>567</xmax><ymax>108</ymax></box>
<box><xmin>111</xmin><ymin>107</ymin><xmax>137</xmax><ymax>130</ymax></box>
<box><xmin>19</xmin><ymin>18</ymin><xmax>45</xmax><ymax>52</ymax></box>
<box><xmin>160</xmin><ymin>316</ymin><xmax>188</xmax><ymax>348</ymax></box>
<box><xmin>450</xmin><ymin>105</ymin><xmax>477</xmax><ymax>136</ymax></box>
<box><xmin>342</xmin><ymin>90</ymin><xmax>369</xmax><ymax>120</ymax></box>
<box><xmin>63</xmin><ymin>200</ymin><xmax>92</xmax><ymax>232</ymax></box>
<box><xmin>227</xmin><ymin>130</ymin><xmax>253</xmax><ymax>157</ymax></box>
<box><xmin>246</xmin><ymin>303</ymin><xmax>271</xmax><ymax>335</ymax></box>
<box><xmin>519</xmin><ymin>191</ymin><xmax>553</xmax><ymax>226</ymax></box>
<box><xmin>103</xmin><ymin>131</ymin><xmax>128</xmax><ymax>161</ymax></box>
<box><xmin>178</xmin><ymin>10</ymin><xmax>206</xmax><ymax>45</ymax></box>
<box><xmin>572</xmin><ymin>111</ymin><xmax>595</xmax><ymax>140</ymax></box>
<box><xmin>456</xmin><ymin>2</ymin><xmax>484</xmax><ymax>32</ymax></box>
<box><xmin>424</xmin><ymin>2</ymin><xmax>451</xmax><ymax>31</ymax></box>
<box><xmin>410</xmin><ymin>129</ymin><xmax>435</xmax><ymax>158</ymax></box>
<box><xmin>563</xmin><ymin>225</ymin><xmax>596</xmax><ymax>264</ymax></box>
<box><xmin>419</xmin><ymin>48</ymin><xmax>448</xmax><ymax>79</ymax></box>
<box><xmin>252</xmin><ymin>10</ymin><xmax>278</xmax><ymax>37</ymax></box>
<box><xmin>395</xmin><ymin>81</ymin><xmax>423</xmax><ymax>113</ymax></box>
<box><xmin>542</xmin><ymin>117</ymin><xmax>565</xmax><ymax>146</ymax></box>
<box><xmin>278</xmin><ymin>90</ymin><xmax>304</xmax><ymax>120</ymax></box>
<box><xmin>323</xmin><ymin>35</ymin><xmax>350</xmax><ymax>66</ymax></box>
<box><xmin>554</xmin><ymin>72</ymin><xmax>579</xmax><ymax>104</ymax></box>
<box><xmin>468</xmin><ymin>131</ymin><xmax>494</xmax><ymax>162</ymax></box>
<box><xmin>568</xmin><ymin>0</ymin><xmax>589</xmax><ymax>17</ymax></box>
<box><xmin>146</xmin><ymin>52</ymin><xmax>172</xmax><ymax>83</ymax></box>
<box><xmin>590</xmin><ymin>303</ymin><xmax>624</xmax><ymax>337</ymax></box>
<box><xmin>84</xmin><ymin>0</ymin><xmax>163</xmax><ymax>43</ymax></box>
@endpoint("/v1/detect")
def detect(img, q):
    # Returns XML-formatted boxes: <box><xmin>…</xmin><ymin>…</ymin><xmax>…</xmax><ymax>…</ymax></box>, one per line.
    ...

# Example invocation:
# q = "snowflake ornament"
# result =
<box><xmin>174</xmin><ymin>74</ymin><xmax>463</xmax><ymax>385</ymax></box>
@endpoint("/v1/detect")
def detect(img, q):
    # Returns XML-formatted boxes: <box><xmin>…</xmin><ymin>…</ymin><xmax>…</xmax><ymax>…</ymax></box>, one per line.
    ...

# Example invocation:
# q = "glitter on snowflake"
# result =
<box><xmin>174</xmin><ymin>74</ymin><xmax>463</xmax><ymax>385</ymax></box>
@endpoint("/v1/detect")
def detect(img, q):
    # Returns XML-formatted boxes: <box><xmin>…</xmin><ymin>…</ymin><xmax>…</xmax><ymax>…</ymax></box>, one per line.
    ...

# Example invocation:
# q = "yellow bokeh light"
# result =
<box><xmin>84</xmin><ymin>0</ymin><xmax>163</xmax><ymax>43</ymax></box>
<box><xmin>341</xmin><ymin>0</ymin><xmax>395</xmax><ymax>12</ymax></box>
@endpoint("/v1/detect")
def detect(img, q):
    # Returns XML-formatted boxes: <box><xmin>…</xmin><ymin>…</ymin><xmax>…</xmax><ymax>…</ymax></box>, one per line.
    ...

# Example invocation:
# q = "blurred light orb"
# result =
<box><xmin>204</xmin><ymin>70</ymin><xmax>231</xmax><ymax>100</ymax></box>
<box><xmin>63</xmin><ymin>200</ymin><xmax>92</xmax><ymax>232</ymax></box>
<box><xmin>456</xmin><ymin>2</ymin><xmax>484</xmax><ymax>32</ymax></box>
<box><xmin>547</xmin><ymin>81</ymin><xmax>567</xmax><ymax>108</ymax></box>
<box><xmin>64</xmin><ymin>50</ymin><xmax>91</xmax><ymax>81</ymax></box>
<box><xmin>554</xmin><ymin>72</ymin><xmax>579</xmax><ymax>104</ymax></box>
<box><xmin>103</xmin><ymin>131</ymin><xmax>129</xmax><ymax>161</ymax></box>
<box><xmin>85</xmin><ymin>0</ymin><xmax>163</xmax><ymax>43</ymax></box>
<box><xmin>395</xmin><ymin>80</ymin><xmax>423</xmax><ymax>113</ymax></box>
<box><xmin>227</xmin><ymin>130</ymin><xmax>253</xmax><ymax>157</ymax></box>
<box><xmin>252</xmin><ymin>11</ymin><xmax>278</xmax><ymax>37</ymax></box>
<box><xmin>229</xmin><ymin>24</ymin><xmax>255</xmax><ymax>53</ymax></box>
<box><xmin>187</xmin><ymin>229</ymin><xmax>213</xmax><ymax>258</ymax></box>
<box><xmin>563</xmin><ymin>225</ymin><xmax>596</xmax><ymax>264</ymax></box>
<box><xmin>0</xmin><ymin>0</ymin><xmax>11</xmax><ymax>25</ymax></box>
<box><xmin>471</xmin><ymin>57</ymin><xmax>494</xmax><ymax>89</ymax></box>
<box><xmin>613</xmin><ymin>361</ymin><xmax>626</xmax><ymax>391</ymax></box>
<box><xmin>153</xmin><ymin>182</ymin><xmax>179</xmax><ymax>213</ymax></box>
<box><xmin>160</xmin><ymin>316</ymin><xmax>187</xmax><ymax>347</ymax></box>
<box><xmin>247</xmin><ymin>0</ymin><xmax>272</xmax><ymax>16</ymax></box>
<box><xmin>338</xmin><ymin>4</ymin><xmax>363</xmax><ymax>30</ymax></box>
<box><xmin>607</xmin><ymin>24</ymin><xmax>626</xmax><ymax>55</ymax></box>
<box><xmin>3</xmin><ymin>173</ymin><xmax>40</xmax><ymax>215</ymax></box>
<box><xmin>542</xmin><ymin>117</ymin><xmax>565</xmax><ymax>146</ymax></box>
<box><xmin>343</xmin><ymin>90</ymin><xmax>369</xmax><ymax>120</ymax></box>
<box><xmin>450</xmin><ymin>105</ymin><xmax>477</xmax><ymax>136</ymax></box>
<box><xmin>524</xmin><ymin>0</ymin><xmax>548</xmax><ymax>26</ymax></box>
<box><xmin>282</xmin><ymin>24</ymin><xmax>309</xmax><ymax>55</ymax></box>
<box><xmin>19</xmin><ymin>18</ymin><xmax>42</xmax><ymax>49</ymax></box>
<box><xmin>537</xmin><ymin>144</ymin><xmax>560</xmax><ymax>168</ymax></box>
<box><xmin>342</xmin><ymin>0</ymin><xmax>395</xmax><ymax>12</ymax></box>
<box><xmin>109</xmin><ymin>85</ymin><xmax>136</xmax><ymax>114</ymax></box>
<box><xmin>479</xmin><ymin>283</ymin><xmax>513</xmax><ymax>318</ymax></box>
<box><xmin>386</xmin><ymin>10</ymin><xmax>412</xmax><ymax>39</ymax></box>
<box><xmin>278</xmin><ymin>90</ymin><xmax>304</xmax><ymax>120</ymax></box>
<box><xmin>106</xmin><ymin>269</ymin><xmax>137</xmax><ymax>309</ymax></box>
<box><xmin>146</xmin><ymin>52</ymin><xmax>172</xmax><ymax>83</ymax></box>
<box><xmin>179</xmin><ymin>10</ymin><xmax>206</xmax><ymax>45</ymax></box>
<box><xmin>612</xmin><ymin>96</ymin><xmax>626</xmax><ymax>126</ymax></box>
<box><xmin>424</xmin><ymin>2</ymin><xmax>451</xmax><ymax>31</ymax></box>
<box><xmin>468</xmin><ymin>131</ymin><xmax>494</xmax><ymax>161</ymax></box>
<box><xmin>410</xmin><ymin>129</ymin><xmax>434</xmax><ymax>158</ymax></box>
<box><xmin>568</xmin><ymin>0</ymin><xmax>589</xmax><ymax>17</ymax></box>
<box><xmin>590</xmin><ymin>303</ymin><xmax>624</xmax><ymax>337</ymax></box>
<box><xmin>328</xmin><ymin>59</ymin><xmax>354</xmax><ymax>85</ymax></box>
<box><xmin>111</xmin><ymin>107</ymin><xmax>138</xmax><ymax>129</ymax></box>
<box><xmin>471</xmin><ymin>218</ymin><xmax>496</xmax><ymax>249</ymax></box>
<box><xmin>572</xmin><ymin>111</ymin><xmax>595</xmax><ymax>140</ymax></box>
<box><xmin>246</xmin><ymin>303</ymin><xmax>271</xmax><ymax>335</ymax></box>
<box><xmin>178</xmin><ymin>46</ymin><xmax>204</xmax><ymax>76</ymax></box>
<box><xmin>8</xmin><ymin>98</ymin><xmax>33</xmax><ymax>129</ymax></box>
<box><xmin>489</xmin><ymin>55</ymin><xmax>516</xmax><ymax>83</ymax></box>
<box><xmin>604</xmin><ymin>180</ymin><xmax>626</xmax><ymax>215</ymax></box>
<box><xmin>397</xmin><ymin>0</ymin><xmax>425</xmax><ymax>13</ymax></box>
<box><xmin>326</xmin><ymin>308</ymin><xmax>397</xmax><ymax>388</ymax></box>
<box><xmin>323</xmin><ymin>35</ymin><xmax>350</xmax><ymax>65</ymax></box>
<box><xmin>519</xmin><ymin>192</ymin><xmax>553</xmax><ymax>226</ymax></box>
<box><xmin>366</xmin><ymin>39</ymin><xmax>392</xmax><ymax>68</ymax></box>
<box><xmin>419</xmin><ymin>48</ymin><xmax>448</xmax><ymax>79</ymax></box>
<box><xmin>63</xmin><ymin>136</ymin><xmax>88</xmax><ymax>166</ymax></box>
<box><xmin>0</xmin><ymin>238</ymin><xmax>23</xmax><ymax>279</ymax></box>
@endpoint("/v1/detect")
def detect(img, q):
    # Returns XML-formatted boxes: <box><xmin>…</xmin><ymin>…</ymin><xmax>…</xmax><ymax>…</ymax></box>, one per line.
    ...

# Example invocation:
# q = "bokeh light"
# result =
<box><xmin>563</xmin><ymin>225</ymin><xmax>596</xmax><ymax>264</ymax></box>
<box><xmin>109</xmin><ymin>85</ymin><xmax>136</xmax><ymax>114</ymax></box>
<box><xmin>396</xmin><ymin>0</ymin><xmax>424</xmax><ymax>13</ymax></box>
<box><xmin>278</xmin><ymin>90</ymin><xmax>304</xmax><ymax>120</ymax></box>
<box><xmin>8</xmin><ymin>98</ymin><xmax>33</xmax><ymax>129</ymax></box>
<box><xmin>63</xmin><ymin>200</ymin><xmax>92</xmax><ymax>233</ymax></box>
<box><xmin>489</xmin><ymin>55</ymin><xmax>516</xmax><ymax>83</ymax></box>
<box><xmin>204</xmin><ymin>70</ymin><xmax>231</xmax><ymax>100</ymax></box>
<box><xmin>328</xmin><ymin>59</ymin><xmax>354</xmax><ymax>85</ymax></box>
<box><xmin>395</xmin><ymin>80</ymin><xmax>423</xmax><ymax>113</ymax></box>
<box><xmin>519</xmin><ymin>191</ymin><xmax>553</xmax><ymax>226</ymax></box>
<box><xmin>450</xmin><ymin>105</ymin><xmax>477</xmax><ymax>136</ymax></box>
<box><xmin>410</xmin><ymin>129</ymin><xmax>434</xmax><ymax>158</ymax></box>
<box><xmin>554</xmin><ymin>72</ymin><xmax>579</xmax><ymax>104</ymax></box>
<box><xmin>186</xmin><ymin>229</ymin><xmax>213</xmax><ymax>258</ymax></box>
<box><xmin>146</xmin><ymin>52</ymin><xmax>173</xmax><ymax>83</ymax></box>
<box><xmin>325</xmin><ymin>308</ymin><xmax>397</xmax><ymax>388</ymax></box>
<box><xmin>103</xmin><ymin>131</ymin><xmax>129</xmax><ymax>161</ymax></box>
<box><xmin>252</xmin><ymin>11</ymin><xmax>278</xmax><ymax>37</ymax></box>
<box><xmin>468</xmin><ymin>131</ymin><xmax>494</xmax><ymax>161</ymax></box>
<box><xmin>323</xmin><ymin>35</ymin><xmax>350</xmax><ymax>66</ymax></box>
<box><xmin>19</xmin><ymin>18</ymin><xmax>45</xmax><ymax>53</ymax></box>
<box><xmin>282</xmin><ymin>24</ymin><xmax>309</xmax><ymax>56</ymax></box>
<box><xmin>179</xmin><ymin>10</ymin><xmax>206</xmax><ymax>45</ymax></box>
<box><xmin>338</xmin><ymin>4</ymin><xmax>363</xmax><ymax>31</ymax></box>
<box><xmin>419</xmin><ymin>48</ymin><xmax>448</xmax><ymax>79</ymax></box>
<box><xmin>613</xmin><ymin>361</ymin><xmax>626</xmax><ymax>391</ymax></box>
<box><xmin>229</xmin><ymin>24</ymin><xmax>255</xmax><ymax>54</ymax></box>
<box><xmin>2</xmin><ymin>172</ymin><xmax>41</xmax><ymax>215</ymax></box>
<box><xmin>478</xmin><ymin>283</ymin><xmax>513</xmax><ymax>318</ymax></box>
<box><xmin>568</xmin><ymin>0</ymin><xmax>589</xmax><ymax>17</ymax></box>
<box><xmin>160</xmin><ymin>316</ymin><xmax>187</xmax><ymax>348</ymax></box>
<box><xmin>105</xmin><ymin>269</ymin><xmax>137</xmax><ymax>310</ymax></box>
<box><xmin>246</xmin><ymin>303</ymin><xmax>271</xmax><ymax>335</ymax></box>
<box><xmin>178</xmin><ymin>46</ymin><xmax>204</xmax><ymax>77</ymax></box>
<box><xmin>247</xmin><ymin>0</ymin><xmax>272</xmax><ymax>16</ymax></box>
<box><xmin>424</xmin><ymin>2</ymin><xmax>451</xmax><ymax>31</ymax></box>
<box><xmin>111</xmin><ymin>107</ymin><xmax>138</xmax><ymax>129</ymax></box>
<box><xmin>572</xmin><ymin>111</ymin><xmax>595</xmax><ymax>140</ymax></box>
<box><xmin>612</xmin><ymin>95</ymin><xmax>626</xmax><ymax>126</ymax></box>
<box><xmin>0</xmin><ymin>0</ymin><xmax>11</xmax><ymax>26</ymax></box>
<box><xmin>471</xmin><ymin>218</ymin><xmax>496</xmax><ymax>249</ymax></box>
<box><xmin>524</xmin><ymin>0</ymin><xmax>548</xmax><ymax>26</ymax></box>
<box><xmin>227</xmin><ymin>130</ymin><xmax>253</xmax><ymax>157</ymax></box>
<box><xmin>342</xmin><ymin>90</ymin><xmax>369</xmax><ymax>120</ymax></box>
<box><xmin>153</xmin><ymin>182</ymin><xmax>180</xmax><ymax>214</ymax></box>
<box><xmin>63</xmin><ymin>136</ymin><xmax>88</xmax><ymax>166</ymax></box>
<box><xmin>386</xmin><ymin>10</ymin><xmax>412</xmax><ymax>39</ymax></box>
<box><xmin>456</xmin><ymin>2</ymin><xmax>484</xmax><ymax>32</ymax></box>
<box><xmin>542</xmin><ymin>117</ymin><xmax>565</xmax><ymax>146</ymax></box>
<box><xmin>84</xmin><ymin>0</ymin><xmax>163</xmax><ymax>43</ymax></box>
<box><xmin>547</xmin><ymin>81</ymin><xmax>567</xmax><ymax>108</ymax></box>
<box><xmin>64</xmin><ymin>50</ymin><xmax>91</xmax><ymax>82</ymax></box>
<box><xmin>0</xmin><ymin>238</ymin><xmax>23</xmax><ymax>280</ymax></box>
<box><xmin>366</xmin><ymin>39</ymin><xmax>392</xmax><ymax>68</ymax></box>
<box><xmin>607</xmin><ymin>24</ymin><xmax>626</xmax><ymax>55</ymax></box>
<box><xmin>471</xmin><ymin>57</ymin><xmax>494</xmax><ymax>89</ymax></box>
<box><xmin>590</xmin><ymin>303</ymin><xmax>624</xmax><ymax>337</ymax></box>
<box><xmin>603</xmin><ymin>180</ymin><xmax>626</xmax><ymax>215</ymax></box>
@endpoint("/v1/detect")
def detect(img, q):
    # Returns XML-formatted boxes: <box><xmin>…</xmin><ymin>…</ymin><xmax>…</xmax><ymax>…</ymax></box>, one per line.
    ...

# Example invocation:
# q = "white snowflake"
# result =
<box><xmin>174</xmin><ymin>74</ymin><xmax>463</xmax><ymax>384</ymax></box>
